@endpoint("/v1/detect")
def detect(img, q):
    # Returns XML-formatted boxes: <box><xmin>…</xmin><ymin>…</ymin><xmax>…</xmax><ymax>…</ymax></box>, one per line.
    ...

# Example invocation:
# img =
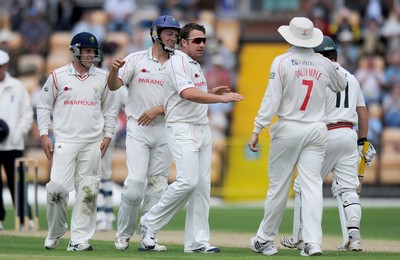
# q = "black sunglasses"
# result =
<box><xmin>186</xmin><ymin>37</ymin><xmax>207</xmax><ymax>44</ymax></box>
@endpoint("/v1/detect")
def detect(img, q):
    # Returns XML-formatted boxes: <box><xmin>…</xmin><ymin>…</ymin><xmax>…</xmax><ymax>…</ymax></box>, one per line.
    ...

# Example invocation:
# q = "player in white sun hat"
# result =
<box><xmin>248</xmin><ymin>17</ymin><xmax>347</xmax><ymax>257</ymax></box>
<box><xmin>280</xmin><ymin>35</ymin><xmax>376</xmax><ymax>253</ymax></box>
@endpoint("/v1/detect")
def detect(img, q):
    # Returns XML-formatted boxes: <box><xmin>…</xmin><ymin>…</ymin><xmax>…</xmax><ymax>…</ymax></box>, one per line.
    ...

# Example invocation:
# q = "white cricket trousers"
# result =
<box><xmin>321</xmin><ymin>127</ymin><xmax>359</xmax><ymax>189</ymax></box>
<box><xmin>116</xmin><ymin>119</ymin><xmax>172</xmax><ymax>239</ymax></box>
<box><xmin>256</xmin><ymin>120</ymin><xmax>327</xmax><ymax>247</ymax></box>
<box><xmin>141</xmin><ymin>123</ymin><xmax>213</xmax><ymax>251</ymax></box>
<box><xmin>46</xmin><ymin>141</ymin><xmax>101</xmax><ymax>245</ymax></box>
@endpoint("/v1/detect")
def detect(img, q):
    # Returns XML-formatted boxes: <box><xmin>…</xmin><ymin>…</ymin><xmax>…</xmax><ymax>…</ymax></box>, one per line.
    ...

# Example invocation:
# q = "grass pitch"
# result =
<box><xmin>0</xmin><ymin>206</ymin><xmax>399</xmax><ymax>259</ymax></box>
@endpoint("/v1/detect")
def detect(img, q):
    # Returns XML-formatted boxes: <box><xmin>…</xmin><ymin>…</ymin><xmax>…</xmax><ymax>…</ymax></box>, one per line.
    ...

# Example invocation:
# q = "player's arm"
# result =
<box><xmin>107</xmin><ymin>57</ymin><xmax>125</xmax><ymax>91</ymax></box>
<box><xmin>138</xmin><ymin>105</ymin><xmax>164</xmax><ymax>126</ymax></box>
<box><xmin>37</xmin><ymin>75</ymin><xmax>56</xmax><ymax>160</ymax></box>
<box><xmin>180</xmin><ymin>87</ymin><xmax>243</xmax><ymax>104</ymax></box>
<box><xmin>356</xmin><ymin>106</ymin><xmax>368</xmax><ymax>140</ymax></box>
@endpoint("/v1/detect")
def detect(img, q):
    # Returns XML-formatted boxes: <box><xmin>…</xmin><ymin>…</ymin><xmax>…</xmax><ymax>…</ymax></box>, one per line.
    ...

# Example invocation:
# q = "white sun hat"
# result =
<box><xmin>0</xmin><ymin>49</ymin><xmax>10</xmax><ymax>65</ymax></box>
<box><xmin>278</xmin><ymin>17</ymin><xmax>323</xmax><ymax>48</ymax></box>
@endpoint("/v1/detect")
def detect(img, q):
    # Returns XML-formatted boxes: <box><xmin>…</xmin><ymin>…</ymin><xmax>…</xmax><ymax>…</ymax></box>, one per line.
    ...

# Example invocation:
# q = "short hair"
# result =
<box><xmin>179</xmin><ymin>23</ymin><xmax>206</xmax><ymax>41</ymax></box>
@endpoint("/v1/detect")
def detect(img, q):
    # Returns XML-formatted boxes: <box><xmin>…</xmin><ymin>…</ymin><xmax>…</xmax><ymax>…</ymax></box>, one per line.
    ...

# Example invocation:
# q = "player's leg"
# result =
<box><xmin>115</xmin><ymin>132</ymin><xmax>150</xmax><ymax>249</ymax></box>
<box><xmin>331</xmin><ymin>129</ymin><xmax>361</xmax><ymax>251</ymax></box>
<box><xmin>45</xmin><ymin>142</ymin><xmax>76</xmax><ymax>249</ymax></box>
<box><xmin>251</xmin><ymin>121</ymin><xmax>301</xmax><ymax>256</ymax></box>
<box><xmin>69</xmin><ymin>141</ymin><xmax>101</xmax><ymax>249</ymax></box>
<box><xmin>296</xmin><ymin>122</ymin><xmax>327</xmax><ymax>256</ymax></box>
<box><xmin>183</xmin><ymin>125</ymin><xmax>219</xmax><ymax>253</ymax></box>
<box><xmin>139</xmin><ymin>123</ymin><xmax>172</xmax><ymax>252</ymax></box>
<box><xmin>280</xmin><ymin>177</ymin><xmax>305</xmax><ymax>250</ymax></box>
<box><xmin>140</xmin><ymin>123</ymin><xmax>201</xmax><ymax>250</ymax></box>
<box><xmin>141</xmin><ymin>122</ymin><xmax>172</xmax><ymax>217</ymax></box>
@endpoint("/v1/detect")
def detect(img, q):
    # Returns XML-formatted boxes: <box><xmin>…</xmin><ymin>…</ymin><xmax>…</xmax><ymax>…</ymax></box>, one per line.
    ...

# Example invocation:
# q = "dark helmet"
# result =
<box><xmin>150</xmin><ymin>15</ymin><xmax>181</xmax><ymax>41</ymax></box>
<box><xmin>70</xmin><ymin>32</ymin><xmax>101</xmax><ymax>64</ymax></box>
<box><xmin>0</xmin><ymin>119</ymin><xmax>9</xmax><ymax>143</ymax></box>
<box><xmin>313</xmin><ymin>36</ymin><xmax>337</xmax><ymax>53</ymax></box>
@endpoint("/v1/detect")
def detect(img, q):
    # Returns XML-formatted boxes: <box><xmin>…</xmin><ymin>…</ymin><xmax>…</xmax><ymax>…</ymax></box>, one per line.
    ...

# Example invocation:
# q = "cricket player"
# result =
<box><xmin>248</xmin><ymin>17</ymin><xmax>347</xmax><ymax>256</ymax></box>
<box><xmin>37</xmin><ymin>32</ymin><xmax>117</xmax><ymax>251</ymax></box>
<box><xmin>107</xmin><ymin>15</ymin><xmax>180</xmax><ymax>252</ymax></box>
<box><xmin>139</xmin><ymin>22</ymin><xmax>243</xmax><ymax>254</ymax></box>
<box><xmin>280</xmin><ymin>36</ymin><xmax>376</xmax><ymax>252</ymax></box>
<box><xmin>0</xmin><ymin>49</ymin><xmax>33</xmax><ymax>230</ymax></box>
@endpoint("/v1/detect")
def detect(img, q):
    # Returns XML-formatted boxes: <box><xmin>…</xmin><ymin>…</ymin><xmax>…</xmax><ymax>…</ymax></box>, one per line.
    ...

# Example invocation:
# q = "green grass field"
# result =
<box><xmin>1</xmin><ymin>206</ymin><xmax>399</xmax><ymax>259</ymax></box>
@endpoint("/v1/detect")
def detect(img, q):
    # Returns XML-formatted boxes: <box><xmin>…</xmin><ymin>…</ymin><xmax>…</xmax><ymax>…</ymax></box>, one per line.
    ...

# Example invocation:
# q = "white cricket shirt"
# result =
<box><xmin>325</xmin><ymin>62</ymin><xmax>366</xmax><ymax>125</ymax></box>
<box><xmin>253</xmin><ymin>47</ymin><xmax>347</xmax><ymax>134</ymax></box>
<box><xmin>119</xmin><ymin>48</ymin><xmax>167</xmax><ymax>124</ymax></box>
<box><xmin>37</xmin><ymin>63</ymin><xmax>117</xmax><ymax>142</ymax></box>
<box><xmin>163</xmin><ymin>50</ymin><xmax>208</xmax><ymax>124</ymax></box>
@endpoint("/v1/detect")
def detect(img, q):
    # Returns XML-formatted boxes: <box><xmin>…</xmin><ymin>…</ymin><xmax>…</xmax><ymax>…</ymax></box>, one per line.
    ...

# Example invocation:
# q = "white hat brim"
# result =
<box><xmin>278</xmin><ymin>25</ymin><xmax>323</xmax><ymax>48</ymax></box>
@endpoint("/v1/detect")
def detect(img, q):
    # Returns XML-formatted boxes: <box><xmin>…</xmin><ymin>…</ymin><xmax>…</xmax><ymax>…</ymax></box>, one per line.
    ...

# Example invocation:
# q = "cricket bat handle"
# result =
<box><xmin>357</xmin><ymin>141</ymin><xmax>370</xmax><ymax>196</ymax></box>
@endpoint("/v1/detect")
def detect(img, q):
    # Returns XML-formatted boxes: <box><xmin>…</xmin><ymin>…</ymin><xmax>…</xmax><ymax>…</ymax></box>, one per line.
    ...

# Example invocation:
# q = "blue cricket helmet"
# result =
<box><xmin>150</xmin><ymin>15</ymin><xmax>181</xmax><ymax>41</ymax></box>
<box><xmin>69</xmin><ymin>32</ymin><xmax>101</xmax><ymax>63</ymax></box>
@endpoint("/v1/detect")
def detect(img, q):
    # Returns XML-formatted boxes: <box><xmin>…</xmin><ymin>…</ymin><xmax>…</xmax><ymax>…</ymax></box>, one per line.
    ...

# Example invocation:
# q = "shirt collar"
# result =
<box><xmin>67</xmin><ymin>62</ymin><xmax>96</xmax><ymax>76</ymax></box>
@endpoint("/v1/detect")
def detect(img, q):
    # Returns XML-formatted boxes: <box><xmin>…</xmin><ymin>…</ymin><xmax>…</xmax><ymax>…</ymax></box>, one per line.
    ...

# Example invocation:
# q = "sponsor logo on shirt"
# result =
<box><xmin>194</xmin><ymin>81</ymin><xmax>207</xmax><ymax>88</ymax></box>
<box><xmin>63</xmin><ymin>100</ymin><xmax>97</xmax><ymax>106</ymax></box>
<box><xmin>138</xmin><ymin>78</ymin><xmax>163</xmax><ymax>85</ymax></box>
<box><xmin>291</xmin><ymin>59</ymin><xmax>315</xmax><ymax>66</ymax></box>
<box><xmin>270</xmin><ymin>72</ymin><xmax>275</xmax><ymax>79</ymax></box>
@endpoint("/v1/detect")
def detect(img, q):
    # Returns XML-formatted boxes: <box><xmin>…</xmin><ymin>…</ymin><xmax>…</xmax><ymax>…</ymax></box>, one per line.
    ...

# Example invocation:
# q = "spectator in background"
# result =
<box><xmin>310</xmin><ymin>3</ymin><xmax>332</xmax><ymax>37</ymax></box>
<box><xmin>367</xmin><ymin>103</ymin><xmax>383</xmax><ymax>151</ymax></box>
<box><xmin>330</xmin><ymin>7</ymin><xmax>361</xmax><ymax>43</ymax></box>
<box><xmin>354</xmin><ymin>54</ymin><xmax>385</xmax><ymax>105</ymax></box>
<box><xmin>0</xmin><ymin>50</ymin><xmax>34</xmax><ymax>231</ymax></box>
<box><xmin>359</xmin><ymin>18</ymin><xmax>385</xmax><ymax>56</ymax></box>
<box><xmin>72</xmin><ymin>10</ymin><xmax>107</xmax><ymax>44</ymax></box>
<box><xmin>383</xmin><ymin>52</ymin><xmax>400</xmax><ymax>95</ymax></box>
<box><xmin>104</xmin><ymin>0</ymin><xmax>137</xmax><ymax>36</ymax></box>
<box><xmin>380</xmin><ymin>7</ymin><xmax>400</xmax><ymax>54</ymax></box>
<box><xmin>52</xmin><ymin>0</ymin><xmax>76</xmax><ymax>31</ymax></box>
<box><xmin>19</xmin><ymin>7</ymin><xmax>51</xmax><ymax>57</ymax></box>
<box><xmin>336</xmin><ymin>30</ymin><xmax>360</xmax><ymax>73</ymax></box>
<box><xmin>360</xmin><ymin>0</ymin><xmax>389</xmax><ymax>26</ymax></box>
<box><xmin>0</xmin><ymin>30</ymin><xmax>18</xmax><ymax>76</ymax></box>
<box><xmin>382</xmin><ymin>84</ymin><xmax>400</xmax><ymax>127</ymax></box>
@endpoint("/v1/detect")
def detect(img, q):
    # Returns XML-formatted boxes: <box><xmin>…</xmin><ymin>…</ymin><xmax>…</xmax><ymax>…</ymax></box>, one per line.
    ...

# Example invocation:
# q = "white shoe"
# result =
<box><xmin>300</xmin><ymin>243</ymin><xmax>322</xmax><ymax>256</ymax></box>
<box><xmin>280</xmin><ymin>236</ymin><xmax>305</xmax><ymax>250</ymax></box>
<box><xmin>139</xmin><ymin>222</ymin><xmax>156</xmax><ymax>249</ymax></box>
<box><xmin>139</xmin><ymin>243</ymin><xmax>167</xmax><ymax>252</ymax></box>
<box><xmin>44</xmin><ymin>237</ymin><xmax>60</xmax><ymax>250</ymax></box>
<box><xmin>67</xmin><ymin>242</ymin><xmax>93</xmax><ymax>251</ymax></box>
<box><xmin>347</xmin><ymin>239</ymin><xmax>362</xmax><ymax>251</ymax></box>
<box><xmin>184</xmin><ymin>245</ymin><xmax>220</xmax><ymax>253</ymax></box>
<box><xmin>249</xmin><ymin>236</ymin><xmax>278</xmax><ymax>256</ymax></box>
<box><xmin>115</xmin><ymin>237</ymin><xmax>129</xmax><ymax>251</ymax></box>
<box><xmin>0</xmin><ymin>221</ymin><xmax>3</xmax><ymax>231</ymax></box>
<box><xmin>348</xmin><ymin>230</ymin><xmax>362</xmax><ymax>251</ymax></box>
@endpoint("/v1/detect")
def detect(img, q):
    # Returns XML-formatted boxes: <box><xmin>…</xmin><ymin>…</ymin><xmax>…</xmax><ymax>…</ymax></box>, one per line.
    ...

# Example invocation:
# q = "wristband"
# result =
<box><xmin>357</xmin><ymin>137</ymin><xmax>367</xmax><ymax>146</ymax></box>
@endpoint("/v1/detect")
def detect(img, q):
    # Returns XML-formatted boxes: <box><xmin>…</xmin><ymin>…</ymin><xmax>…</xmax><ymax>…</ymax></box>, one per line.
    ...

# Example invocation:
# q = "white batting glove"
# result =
<box><xmin>357</xmin><ymin>138</ymin><xmax>376</xmax><ymax>167</ymax></box>
<box><xmin>293</xmin><ymin>177</ymin><xmax>301</xmax><ymax>194</ymax></box>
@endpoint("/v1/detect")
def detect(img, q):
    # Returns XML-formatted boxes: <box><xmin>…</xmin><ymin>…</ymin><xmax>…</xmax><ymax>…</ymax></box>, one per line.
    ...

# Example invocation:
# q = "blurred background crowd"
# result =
<box><xmin>0</xmin><ymin>0</ymin><xmax>399</xmax><ymax>192</ymax></box>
